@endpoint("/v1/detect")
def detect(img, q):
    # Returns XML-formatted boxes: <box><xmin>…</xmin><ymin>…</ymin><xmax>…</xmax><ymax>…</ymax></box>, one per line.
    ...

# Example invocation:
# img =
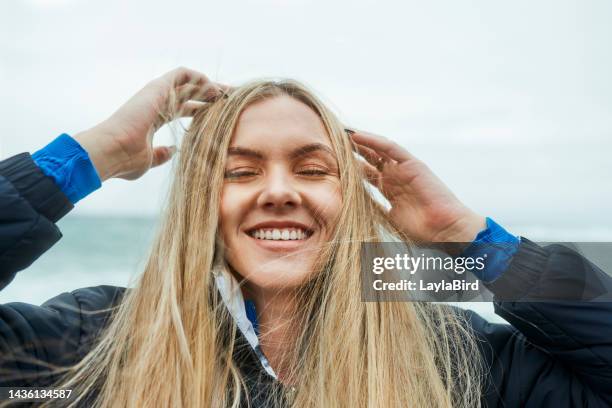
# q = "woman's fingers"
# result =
<box><xmin>349</xmin><ymin>129</ymin><xmax>413</xmax><ymax>163</ymax></box>
<box><xmin>152</xmin><ymin>100</ymin><xmax>202</xmax><ymax>131</ymax></box>
<box><xmin>149</xmin><ymin>67</ymin><xmax>233</xmax><ymax>131</ymax></box>
<box><xmin>152</xmin><ymin>67</ymin><xmax>231</xmax><ymax>101</ymax></box>
<box><xmin>151</xmin><ymin>145</ymin><xmax>176</xmax><ymax>167</ymax></box>
<box><xmin>165</xmin><ymin>67</ymin><xmax>210</xmax><ymax>88</ymax></box>
<box><xmin>175</xmin><ymin>82</ymin><xmax>225</xmax><ymax>103</ymax></box>
<box><xmin>156</xmin><ymin>67</ymin><xmax>230</xmax><ymax>102</ymax></box>
<box><xmin>353</xmin><ymin>142</ymin><xmax>393</xmax><ymax>171</ymax></box>
<box><xmin>217</xmin><ymin>83</ymin><xmax>235</xmax><ymax>95</ymax></box>
<box><xmin>177</xmin><ymin>101</ymin><xmax>206</xmax><ymax>118</ymax></box>
<box><xmin>359</xmin><ymin>160</ymin><xmax>382</xmax><ymax>188</ymax></box>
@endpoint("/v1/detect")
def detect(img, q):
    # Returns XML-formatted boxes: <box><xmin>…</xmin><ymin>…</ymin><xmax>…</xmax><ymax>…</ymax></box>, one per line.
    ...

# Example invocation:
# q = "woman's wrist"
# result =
<box><xmin>72</xmin><ymin>124</ymin><xmax>129</xmax><ymax>182</ymax></box>
<box><xmin>434</xmin><ymin>212</ymin><xmax>487</xmax><ymax>243</ymax></box>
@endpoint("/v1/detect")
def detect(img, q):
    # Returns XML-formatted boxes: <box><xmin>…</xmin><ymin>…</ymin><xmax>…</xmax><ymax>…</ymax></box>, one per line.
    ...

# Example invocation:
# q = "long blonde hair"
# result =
<box><xmin>49</xmin><ymin>79</ymin><xmax>483</xmax><ymax>407</ymax></box>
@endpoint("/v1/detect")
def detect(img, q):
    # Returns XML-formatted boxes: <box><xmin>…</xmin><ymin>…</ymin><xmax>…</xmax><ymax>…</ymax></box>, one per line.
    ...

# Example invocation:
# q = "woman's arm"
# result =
<box><xmin>0</xmin><ymin>67</ymin><xmax>227</xmax><ymax>388</ymax></box>
<box><xmin>72</xmin><ymin>67</ymin><xmax>229</xmax><ymax>181</ymax></box>
<box><xmin>0</xmin><ymin>153</ymin><xmax>73</xmax><ymax>284</ymax></box>
<box><xmin>348</xmin><ymin>129</ymin><xmax>612</xmax><ymax>406</ymax></box>
<box><xmin>0</xmin><ymin>67</ymin><xmax>227</xmax><ymax>279</ymax></box>
<box><xmin>469</xmin><ymin>239</ymin><xmax>612</xmax><ymax>407</ymax></box>
<box><xmin>0</xmin><ymin>153</ymin><xmax>120</xmax><ymax>386</ymax></box>
<box><xmin>0</xmin><ymin>283</ymin><xmax>126</xmax><ymax>387</ymax></box>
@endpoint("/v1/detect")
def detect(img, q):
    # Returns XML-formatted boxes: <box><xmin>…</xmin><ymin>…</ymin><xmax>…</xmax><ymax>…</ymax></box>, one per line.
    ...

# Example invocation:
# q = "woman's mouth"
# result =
<box><xmin>245</xmin><ymin>228</ymin><xmax>314</xmax><ymax>252</ymax></box>
<box><xmin>248</xmin><ymin>228</ymin><xmax>313</xmax><ymax>240</ymax></box>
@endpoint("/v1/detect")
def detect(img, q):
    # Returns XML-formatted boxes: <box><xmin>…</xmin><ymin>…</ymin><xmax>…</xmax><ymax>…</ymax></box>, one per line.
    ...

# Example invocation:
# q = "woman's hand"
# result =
<box><xmin>73</xmin><ymin>67</ymin><xmax>230</xmax><ymax>181</ymax></box>
<box><xmin>349</xmin><ymin>129</ymin><xmax>486</xmax><ymax>243</ymax></box>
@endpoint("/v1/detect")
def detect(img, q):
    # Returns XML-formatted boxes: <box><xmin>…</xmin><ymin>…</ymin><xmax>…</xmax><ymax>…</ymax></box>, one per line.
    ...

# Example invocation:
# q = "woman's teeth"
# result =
<box><xmin>251</xmin><ymin>228</ymin><xmax>310</xmax><ymax>240</ymax></box>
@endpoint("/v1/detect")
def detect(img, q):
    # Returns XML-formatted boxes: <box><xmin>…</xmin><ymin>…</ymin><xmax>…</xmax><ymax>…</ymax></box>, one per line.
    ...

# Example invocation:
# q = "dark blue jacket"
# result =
<box><xmin>1</xmin><ymin>152</ymin><xmax>611</xmax><ymax>407</ymax></box>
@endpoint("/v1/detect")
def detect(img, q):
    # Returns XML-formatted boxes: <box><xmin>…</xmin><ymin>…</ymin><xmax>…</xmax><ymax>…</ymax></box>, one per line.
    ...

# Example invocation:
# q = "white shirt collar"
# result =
<box><xmin>212</xmin><ymin>260</ymin><xmax>277</xmax><ymax>378</ymax></box>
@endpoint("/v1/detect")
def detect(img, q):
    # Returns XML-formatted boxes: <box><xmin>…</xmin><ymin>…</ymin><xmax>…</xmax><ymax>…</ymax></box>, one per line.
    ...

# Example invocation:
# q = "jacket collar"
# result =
<box><xmin>212</xmin><ymin>260</ymin><xmax>277</xmax><ymax>379</ymax></box>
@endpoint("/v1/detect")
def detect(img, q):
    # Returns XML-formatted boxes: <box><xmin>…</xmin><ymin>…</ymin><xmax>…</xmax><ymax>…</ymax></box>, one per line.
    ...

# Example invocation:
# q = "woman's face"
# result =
<box><xmin>220</xmin><ymin>95</ymin><xmax>342</xmax><ymax>293</ymax></box>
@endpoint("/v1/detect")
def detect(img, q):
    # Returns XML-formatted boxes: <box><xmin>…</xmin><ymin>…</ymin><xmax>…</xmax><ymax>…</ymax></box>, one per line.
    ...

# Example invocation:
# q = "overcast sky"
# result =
<box><xmin>1</xmin><ymin>0</ymin><xmax>611</xmax><ymax>237</ymax></box>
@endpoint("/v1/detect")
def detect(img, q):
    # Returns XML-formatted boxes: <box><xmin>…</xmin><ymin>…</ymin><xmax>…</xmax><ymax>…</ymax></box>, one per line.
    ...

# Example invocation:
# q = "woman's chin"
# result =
<box><xmin>236</xmin><ymin>262</ymin><xmax>313</xmax><ymax>292</ymax></box>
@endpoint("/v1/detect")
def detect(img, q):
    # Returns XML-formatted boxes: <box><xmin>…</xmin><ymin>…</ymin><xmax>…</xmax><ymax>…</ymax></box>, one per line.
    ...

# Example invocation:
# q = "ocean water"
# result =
<box><xmin>0</xmin><ymin>216</ymin><xmax>157</xmax><ymax>307</ymax></box>
<box><xmin>2</xmin><ymin>216</ymin><xmax>611</xmax><ymax>324</ymax></box>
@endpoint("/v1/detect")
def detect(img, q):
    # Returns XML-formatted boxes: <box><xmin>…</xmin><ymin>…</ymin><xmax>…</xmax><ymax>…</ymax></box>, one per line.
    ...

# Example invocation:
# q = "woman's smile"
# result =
<box><xmin>243</xmin><ymin>220</ymin><xmax>316</xmax><ymax>252</ymax></box>
<box><xmin>245</xmin><ymin>228</ymin><xmax>316</xmax><ymax>253</ymax></box>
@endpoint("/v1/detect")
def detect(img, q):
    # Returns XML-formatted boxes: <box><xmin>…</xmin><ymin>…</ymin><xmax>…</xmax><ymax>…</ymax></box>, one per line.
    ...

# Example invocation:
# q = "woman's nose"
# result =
<box><xmin>256</xmin><ymin>167</ymin><xmax>302</xmax><ymax>210</ymax></box>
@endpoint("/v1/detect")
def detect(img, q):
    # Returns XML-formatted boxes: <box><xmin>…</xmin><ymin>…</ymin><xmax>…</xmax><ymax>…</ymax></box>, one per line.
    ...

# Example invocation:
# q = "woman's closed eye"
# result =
<box><xmin>224</xmin><ymin>166</ymin><xmax>331</xmax><ymax>179</ymax></box>
<box><xmin>297</xmin><ymin>166</ymin><xmax>329</xmax><ymax>176</ymax></box>
<box><xmin>224</xmin><ymin>169</ymin><xmax>258</xmax><ymax>179</ymax></box>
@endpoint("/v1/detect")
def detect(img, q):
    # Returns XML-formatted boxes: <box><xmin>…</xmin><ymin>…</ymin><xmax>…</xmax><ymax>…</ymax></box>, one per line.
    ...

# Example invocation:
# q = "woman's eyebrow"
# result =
<box><xmin>227</xmin><ymin>143</ymin><xmax>335</xmax><ymax>160</ymax></box>
<box><xmin>227</xmin><ymin>146</ymin><xmax>264</xmax><ymax>159</ymax></box>
<box><xmin>289</xmin><ymin>143</ymin><xmax>335</xmax><ymax>159</ymax></box>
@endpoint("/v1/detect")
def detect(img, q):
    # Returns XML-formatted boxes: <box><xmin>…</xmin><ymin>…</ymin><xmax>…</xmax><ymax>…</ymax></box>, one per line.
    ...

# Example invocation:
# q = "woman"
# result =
<box><xmin>0</xmin><ymin>67</ymin><xmax>610</xmax><ymax>407</ymax></box>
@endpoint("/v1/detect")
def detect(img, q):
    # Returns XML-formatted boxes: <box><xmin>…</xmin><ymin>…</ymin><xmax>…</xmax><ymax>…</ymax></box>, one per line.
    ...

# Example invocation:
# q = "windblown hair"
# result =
<box><xmin>47</xmin><ymin>79</ymin><xmax>483</xmax><ymax>407</ymax></box>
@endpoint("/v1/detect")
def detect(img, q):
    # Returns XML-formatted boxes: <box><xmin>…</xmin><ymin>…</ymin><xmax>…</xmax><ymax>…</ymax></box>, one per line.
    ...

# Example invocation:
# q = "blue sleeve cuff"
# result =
<box><xmin>460</xmin><ymin>217</ymin><xmax>520</xmax><ymax>283</ymax></box>
<box><xmin>32</xmin><ymin>133</ymin><xmax>102</xmax><ymax>204</ymax></box>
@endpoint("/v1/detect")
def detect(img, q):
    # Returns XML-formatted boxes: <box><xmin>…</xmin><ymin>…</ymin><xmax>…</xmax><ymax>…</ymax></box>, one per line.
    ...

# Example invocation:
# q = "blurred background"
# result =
<box><xmin>1</xmin><ymin>0</ymin><xmax>611</xmax><ymax>322</ymax></box>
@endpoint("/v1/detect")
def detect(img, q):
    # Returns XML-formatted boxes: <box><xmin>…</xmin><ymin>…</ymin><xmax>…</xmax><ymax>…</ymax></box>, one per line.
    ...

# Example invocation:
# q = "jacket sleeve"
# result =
<box><xmin>469</xmin><ymin>238</ymin><xmax>612</xmax><ymax>407</ymax></box>
<box><xmin>0</xmin><ymin>152</ymin><xmax>73</xmax><ymax>288</ymax></box>
<box><xmin>0</xmin><ymin>285</ymin><xmax>124</xmax><ymax>387</ymax></box>
<box><xmin>0</xmin><ymin>153</ymin><xmax>125</xmax><ymax>387</ymax></box>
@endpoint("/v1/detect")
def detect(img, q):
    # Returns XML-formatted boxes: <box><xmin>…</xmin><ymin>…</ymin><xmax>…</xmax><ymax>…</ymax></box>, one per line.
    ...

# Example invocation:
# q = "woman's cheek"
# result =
<box><xmin>219</xmin><ymin>187</ymin><xmax>245</xmax><ymax>242</ymax></box>
<box><xmin>311</xmin><ymin>183</ymin><xmax>342</xmax><ymax>218</ymax></box>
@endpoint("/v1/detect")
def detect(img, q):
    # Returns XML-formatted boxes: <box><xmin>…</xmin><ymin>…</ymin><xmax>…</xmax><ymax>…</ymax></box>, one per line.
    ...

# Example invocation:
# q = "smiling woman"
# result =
<box><xmin>1</xmin><ymin>68</ymin><xmax>611</xmax><ymax>408</ymax></box>
<box><xmin>37</xmin><ymin>77</ymin><xmax>482</xmax><ymax>407</ymax></box>
<box><xmin>160</xmin><ymin>80</ymin><xmax>480</xmax><ymax>406</ymax></box>
<box><xmin>219</xmin><ymin>93</ymin><xmax>346</xmax><ymax>387</ymax></box>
